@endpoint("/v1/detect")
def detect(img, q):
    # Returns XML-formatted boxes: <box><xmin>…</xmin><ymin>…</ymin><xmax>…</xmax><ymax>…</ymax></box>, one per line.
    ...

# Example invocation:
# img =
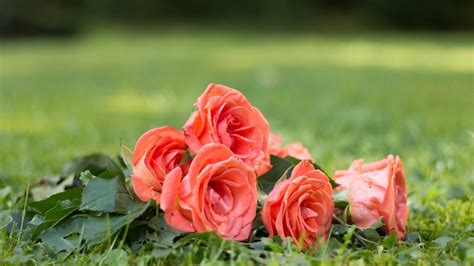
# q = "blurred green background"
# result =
<box><xmin>0</xmin><ymin>1</ymin><xmax>473</xmax><ymax>204</ymax></box>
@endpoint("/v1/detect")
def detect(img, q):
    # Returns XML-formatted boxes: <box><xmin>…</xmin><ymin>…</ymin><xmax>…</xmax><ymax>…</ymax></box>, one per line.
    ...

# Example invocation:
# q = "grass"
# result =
<box><xmin>1</xmin><ymin>28</ymin><xmax>473</xmax><ymax>264</ymax></box>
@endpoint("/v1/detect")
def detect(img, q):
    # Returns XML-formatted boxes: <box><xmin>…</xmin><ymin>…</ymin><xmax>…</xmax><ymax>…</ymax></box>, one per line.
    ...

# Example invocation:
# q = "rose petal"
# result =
<box><xmin>131</xmin><ymin>174</ymin><xmax>161</xmax><ymax>203</ymax></box>
<box><xmin>291</xmin><ymin>160</ymin><xmax>315</xmax><ymax>178</ymax></box>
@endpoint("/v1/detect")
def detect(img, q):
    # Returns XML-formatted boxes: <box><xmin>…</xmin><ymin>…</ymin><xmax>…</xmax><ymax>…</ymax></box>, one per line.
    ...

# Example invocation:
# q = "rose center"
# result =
<box><xmin>152</xmin><ymin>148</ymin><xmax>184</xmax><ymax>174</ymax></box>
<box><xmin>227</xmin><ymin>115</ymin><xmax>242</xmax><ymax>132</ymax></box>
<box><xmin>208</xmin><ymin>182</ymin><xmax>233</xmax><ymax>215</ymax></box>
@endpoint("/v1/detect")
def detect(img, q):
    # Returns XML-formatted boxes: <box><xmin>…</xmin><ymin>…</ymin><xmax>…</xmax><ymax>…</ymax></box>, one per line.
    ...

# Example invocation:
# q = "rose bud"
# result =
<box><xmin>183</xmin><ymin>84</ymin><xmax>271</xmax><ymax>176</ymax></box>
<box><xmin>334</xmin><ymin>155</ymin><xmax>408</xmax><ymax>240</ymax></box>
<box><xmin>131</xmin><ymin>126</ymin><xmax>190</xmax><ymax>203</ymax></box>
<box><xmin>262</xmin><ymin>161</ymin><xmax>333</xmax><ymax>248</ymax></box>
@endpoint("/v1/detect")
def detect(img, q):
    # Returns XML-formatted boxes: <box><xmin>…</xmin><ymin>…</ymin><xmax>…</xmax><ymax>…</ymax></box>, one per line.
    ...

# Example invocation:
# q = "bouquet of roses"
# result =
<box><xmin>130</xmin><ymin>83</ymin><xmax>408</xmax><ymax>246</ymax></box>
<box><xmin>9</xmin><ymin>83</ymin><xmax>408</xmax><ymax>256</ymax></box>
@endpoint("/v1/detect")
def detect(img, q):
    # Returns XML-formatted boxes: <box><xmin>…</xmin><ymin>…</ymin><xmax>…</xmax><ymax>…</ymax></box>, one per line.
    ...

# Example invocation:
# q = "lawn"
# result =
<box><xmin>1</xmin><ymin>29</ymin><xmax>473</xmax><ymax>264</ymax></box>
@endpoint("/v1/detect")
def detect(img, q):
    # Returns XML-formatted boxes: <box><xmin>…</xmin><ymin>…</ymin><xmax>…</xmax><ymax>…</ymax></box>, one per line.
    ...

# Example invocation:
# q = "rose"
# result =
<box><xmin>269</xmin><ymin>132</ymin><xmax>313</xmax><ymax>161</ymax></box>
<box><xmin>261</xmin><ymin>161</ymin><xmax>334</xmax><ymax>247</ymax></box>
<box><xmin>131</xmin><ymin>126</ymin><xmax>190</xmax><ymax>203</ymax></box>
<box><xmin>268</xmin><ymin>132</ymin><xmax>284</xmax><ymax>157</ymax></box>
<box><xmin>334</xmin><ymin>155</ymin><xmax>408</xmax><ymax>240</ymax></box>
<box><xmin>183</xmin><ymin>84</ymin><xmax>271</xmax><ymax>176</ymax></box>
<box><xmin>160</xmin><ymin>143</ymin><xmax>258</xmax><ymax>240</ymax></box>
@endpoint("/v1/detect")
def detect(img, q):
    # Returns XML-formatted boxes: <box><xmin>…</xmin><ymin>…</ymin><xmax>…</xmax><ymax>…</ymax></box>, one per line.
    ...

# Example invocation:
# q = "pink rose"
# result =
<box><xmin>268</xmin><ymin>132</ymin><xmax>285</xmax><ymax>157</ymax></box>
<box><xmin>269</xmin><ymin>132</ymin><xmax>313</xmax><ymax>161</ymax></box>
<box><xmin>334</xmin><ymin>155</ymin><xmax>408</xmax><ymax>240</ymax></box>
<box><xmin>183</xmin><ymin>84</ymin><xmax>271</xmax><ymax>176</ymax></box>
<box><xmin>261</xmin><ymin>161</ymin><xmax>334</xmax><ymax>248</ymax></box>
<box><xmin>160</xmin><ymin>143</ymin><xmax>257</xmax><ymax>241</ymax></box>
<box><xmin>131</xmin><ymin>126</ymin><xmax>190</xmax><ymax>203</ymax></box>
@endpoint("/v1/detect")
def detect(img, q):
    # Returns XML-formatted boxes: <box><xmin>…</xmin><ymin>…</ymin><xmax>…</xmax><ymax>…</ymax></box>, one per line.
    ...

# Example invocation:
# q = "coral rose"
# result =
<box><xmin>269</xmin><ymin>132</ymin><xmax>313</xmax><ymax>161</ymax></box>
<box><xmin>334</xmin><ymin>155</ymin><xmax>408</xmax><ymax>240</ymax></box>
<box><xmin>183</xmin><ymin>84</ymin><xmax>271</xmax><ymax>176</ymax></box>
<box><xmin>262</xmin><ymin>161</ymin><xmax>333</xmax><ymax>248</ymax></box>
<box><xmin>131</xmin><ymin>126</ymin><xmax>190</xmax><ymax>203</ymax></box>
<box><xmin>160</xmin><ymin>143</ymin><xmax>257</xmax><ymax>241</ymax></box>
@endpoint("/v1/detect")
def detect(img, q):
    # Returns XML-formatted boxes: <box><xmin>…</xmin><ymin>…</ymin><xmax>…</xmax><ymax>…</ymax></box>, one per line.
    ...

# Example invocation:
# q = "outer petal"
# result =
<box><xmin>160</xmin><ymin>168</ymin><xmax>182</xmax><ymax>212</ymax></box>
<box><xmin>269</xmin><ymin>132</ymin><xmax>284</xmax><ymax>155</ymax></box>
<box><xmin>284</xmin><ymin>142</ymin><xmax>313</xmax><ymax>161</ymax></box>
<box><xmin>132</xmin><ymin>126</ymin><xmax>185</xmax><ymax>165</ymax></box>
<box><xmin>160</xmin><ymin>168</ymin><xmax>195</xmax><ymax>232</ymax></box>
<box><xmin>255</xmin><ymin>157</ymin><xmax>272</xmax><ymax>176</ymax></box>
<box><xmin>183</xmin><ymin>111</ymin><xmax>204</xmax><ymax>153</ymax></box>
<box><xmin>381</xmin><ymin>156</ymin><xmax>408</xmax><ymax>240</ymax></box>
<box><xmin>132</xmin><ymin>129</ymin><xmax>158</xmax><ymax>165</ymax></box>
<box><xmin>291</xmin><ymin>160</ymin><xmax>315</xmax><ymax>178</ymax></box>
<box><xmin>131</xmin><ymin>174</ymin><xmax>161</xmax><ymax>203</ymax></box>
<box><xmin>199</xmin><ymin>83</ymin><xmax>234</xmax><ymax>103</ymax></box>
<box><xmin>333</xmin><ymin>160</ymin><xmax>363</xmax><ymax>189</ymax></box>
<box><xmin>251</xmin><ymin>107</ymin><xmax>271</xmax><ymax>173</ymax></box>
<box><xmin>187</xmin><ymin>143</ymin><xmax>234</xmax><ymax>177</ymax></box>
<box><xmin>349</xmin><ymin>202</ymin><xmax>380</xmax><ymax>229</ymax></box>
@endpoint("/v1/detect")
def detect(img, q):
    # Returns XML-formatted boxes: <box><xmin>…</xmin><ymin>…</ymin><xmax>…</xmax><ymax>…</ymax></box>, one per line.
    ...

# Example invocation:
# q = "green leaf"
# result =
<box><xmin>333</xmin><ymin>189</ymin><xmax>349</xmax><ymax>208</ymax></box>
<box><xmin>103</xmin><ymin>249</ymin><xmax>129</xmax><ymax>266</ymax></box>
<box><xmin>321</xmin><ymin>238</ymin><xmax>342</xmax><ymax>255</ymax></box>
<box><xmin>82</xmin><ymin>204</ymin><xmax>148</xmax><ymax>245</ymax></box>
<box><xmin>145</xmin><ymin>215</ymin><xmax>182</xmax><ymax>246</ymax></box>
<box><xmin>151</xmin><ymin>247</ymin><xmax>173</xmax><ymax>258</ymax></box>
<box><xmin>406</xmin><ymin>232</ymin><xmax>421</xmax><ymax>243</ymax></box>
<box><xmin>249</xmin><ymin>213</ymin><xmax>266</xmax><ymax>243</ymax></box>
<box><xmin>61</xmin><ymin>153</ymin><xmax>125</xmax><ymax>181</ymax></box>
<box><xmin>0</xmin><ymin>186</ymin><xmax>12</xmax><ymax>204</ymax></box>
<box><xmin>257</xmin><ymin>190</ymin><xmax>268</xmax><ymax>205</ymax></box>
<box><xmin>41</xmin><ymin>202</ymin><xmax>149</xmax><ymax>253</ymax></box>
<box><xmin>4</xmin><ymin>211</ymin><xmax>36</xmax><ymax>237</ymax></box>
<box><xmin>80</xmin><ymin>175</ymin><xmax>139</xmax><ymax>214</ymax></box>
<box><xmin>26</xmin><ymin>185</ymin><xmax>83</xmax><ymax>238</ymax></box>
<box><xmin>464</xmin><ymin>224</ymin><xmax>474</xmax><ymax>233</ymax></box>
<box><xmin>383</xmin><ymin>235</ymin><xmax>398</xmax><ymax>248</ymax></box>
<box><xmin>30</xmin><ymin>198</ymin><xmax>81</xmax><ymax>238</ymax></box>
<box><xmin>29</xmin><ymin>188</ymin><xmax>82</xmax><ymax>214</ymax></box>
<box><xmin>179</xmin><ymin>150</ymin><xmax>192</xmax><ymax>167</ymax></box>
<box><xmin>0</xmin><ymin>211</ymin><xmax>13</xmax><ymax>230</ymax></box>
<box><xmin>79</xmin><ymin>170</ymin><xmax>94</xmax><ymax>186</ymax></box>
<box><xmin>432</xmin><ymin>236</ymin><xmax>454</xmax><ymax>250</ymax></box>
<box><xmin>362</xmin><ymin>228</ymin><xmax>382</xmax><ymax>242</ymax></box>
<box><xmin>29</xmin><ymin>174</ymin><xmax>76</xmax><ymax>202</ymax></box>
<box><xmin>261</xmin><ymin>237</ymin><xmax>284</xmax><ymax>253</ymax></box>
<box><xmin>328</xmin><ymin>178</ymin><xmax>340</xmax><ymax>190</ymax></box>
<box><xmin>258</xmin><ymin>155</ymin><xmax>294</xmax><ymax>194</ymax></box>
<box><xmin>1</xmin><ymin>252</ymin><xmax>34</xmax><ymax>264</ymax></box>
<box><xmin>331</xmin><ymin>224</ymin><xmax>348</xmax><ymax>237</ymax></box>
<box><xmin>120</xmin><ymin>144</ymin><xmax>134</xmax><ymax>169</ymax></box>
<box><xmin>40</xmin><ymin>215</ymin><xmax>86</xmax><ymax>253</ymax></box>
